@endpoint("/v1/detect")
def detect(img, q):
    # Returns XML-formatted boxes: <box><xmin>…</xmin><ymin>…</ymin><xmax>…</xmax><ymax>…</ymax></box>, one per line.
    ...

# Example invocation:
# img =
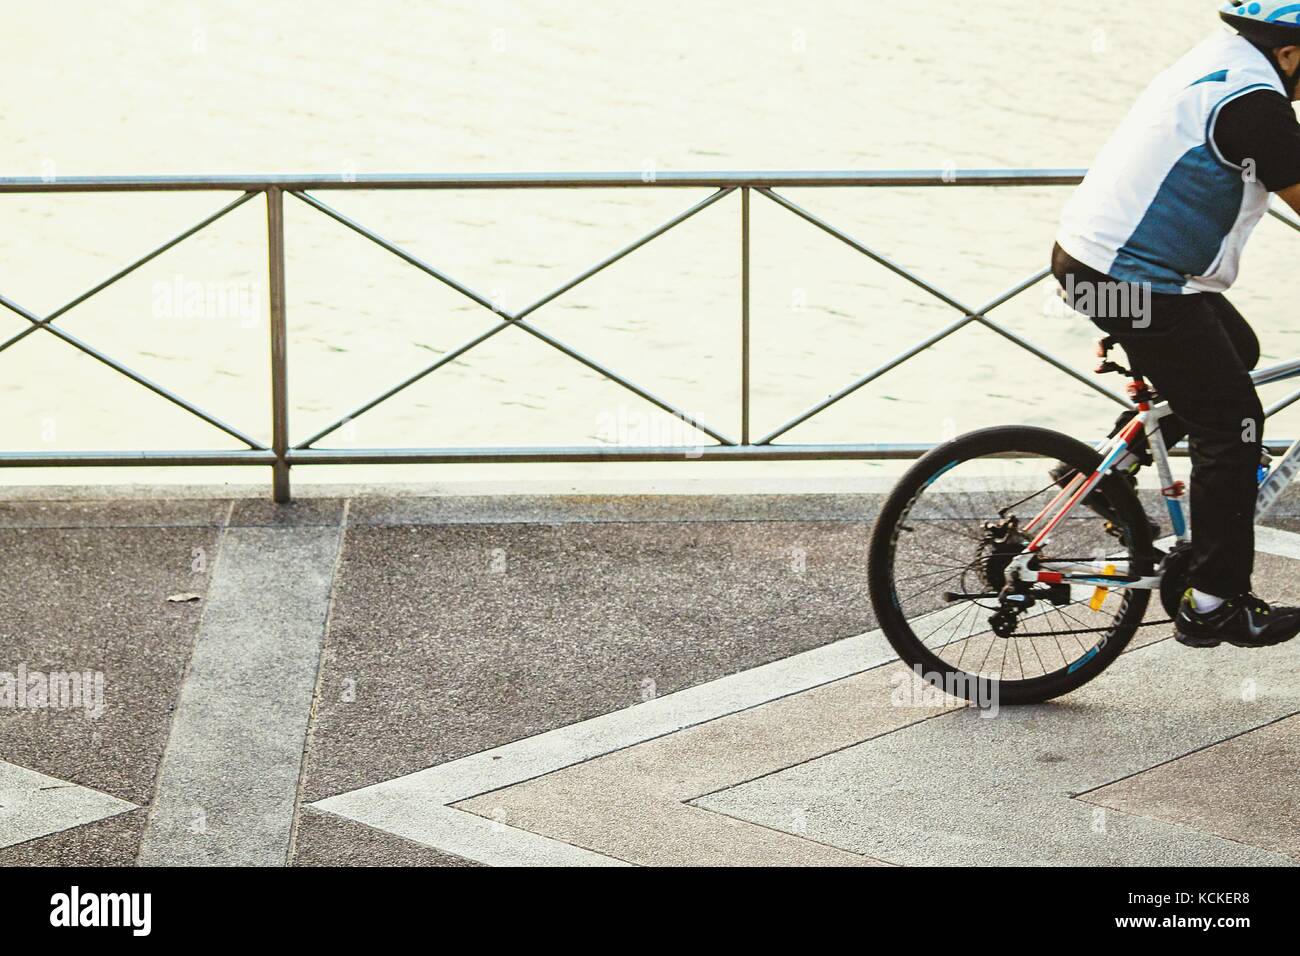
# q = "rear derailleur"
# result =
<box><xmin>980</xmin><ymin>517</ymin><xmax>1070</xmax><ymax>638</ymax></box>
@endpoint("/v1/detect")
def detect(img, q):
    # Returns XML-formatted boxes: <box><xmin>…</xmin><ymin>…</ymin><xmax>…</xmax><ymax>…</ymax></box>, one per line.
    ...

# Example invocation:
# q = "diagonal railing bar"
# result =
<box><xmin>759</xmin><ymin>188</ymin><xmax>1126</xmax><ymax>405</ymax></box>
<box><xmin>1269</xmin><ymin>205</ymin><xmax>1300</xmax><ymax>233</ymax></box>
<box><xmin>290</xmin><ymin>187</ymin><xmax>738</xmax><ymax>448</ymax></box>
<box><xmin>511</xmin><ymin>188</ymin><xmax>736</xmax><ymax>321</ymax></box>
<box><xmin>751</xmin><ymin>270</ymin><xmax>1111</xmax><ymax>446</ymax></box>
<box><xmin>0</xmin><ymin>191</ymin><xmax>258</xmax><ymax>355</ymax></box>
<box><xmin>757</xmin><ymin>187</ymin><xmax>971</xmax><ymax>313</ymax></box>
<box><xmin>291</xmin><ymin>190</ymin><xmax>503</xmax><ymax>313</ymax></box>
<box><xmin>489</xmin><ymin>320</ymin><xmax>737</xmax><ymax>445</ymax></box>
<box><xmin>0</xmin><ymin>290</ymin><xmax>267</xmax><ymax>450</ymax></box>
<box><xmin>295</xmin><ymin>322</ymin><xmax>506</xmax><ymax>450</ymax></box>
<box><xmin>755</xmin><ymin>312</ymin><xmax>976</xmax><ymax>446</ymax></box>
<box><xmin>968</xmin><ymin>266</ymin><xmax>1130</xmax><ymax>407</ymax></box>
<box><xmin>754</xmin><ymin>191</ymin><xmax>1130</xmax><ymax>443</ymax></box>
<box><xmin>978</xmin><ymin>266</ymin><xmax>1052</xmax><ymax>315</ymax></box>
<box><xmin>975</xmin><ymin>311</ymin><xmax>1130</xmax><ymax>408</ymax></box>
<box><xmin>1266</xmin><ymin>388</ymin><xmax>1300</xmax><ymax>418</ymax></box>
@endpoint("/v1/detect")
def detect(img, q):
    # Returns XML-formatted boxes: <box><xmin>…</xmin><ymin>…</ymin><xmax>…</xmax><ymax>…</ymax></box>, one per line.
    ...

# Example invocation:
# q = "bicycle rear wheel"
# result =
<box><xmin>868</xmin><ymin>426</ymin><xmax>1155</xmax><ymax>705</ymax></box>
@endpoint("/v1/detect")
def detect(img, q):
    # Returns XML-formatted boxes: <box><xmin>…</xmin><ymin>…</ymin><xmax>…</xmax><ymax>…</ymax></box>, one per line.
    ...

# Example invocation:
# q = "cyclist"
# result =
<box><xmin>1053</xmin><ymin>1</ymin><xmax>1300</xmax><ymax>648</ymax></box>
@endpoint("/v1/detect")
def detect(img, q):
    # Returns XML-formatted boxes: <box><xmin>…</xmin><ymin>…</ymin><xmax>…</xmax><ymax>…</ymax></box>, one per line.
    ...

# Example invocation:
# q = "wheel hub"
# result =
<box><xmin>979</xmin><ymin>518</ymin><xmax>1029</xmax><ymax>592</ymax></box>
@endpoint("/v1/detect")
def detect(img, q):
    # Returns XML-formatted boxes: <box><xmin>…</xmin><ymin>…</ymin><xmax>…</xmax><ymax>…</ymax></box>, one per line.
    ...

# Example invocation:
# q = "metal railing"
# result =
<box><xmin>3</xmin><ymin>170</ymin><xmax>1299</xmax><ymax>502</ymax></box>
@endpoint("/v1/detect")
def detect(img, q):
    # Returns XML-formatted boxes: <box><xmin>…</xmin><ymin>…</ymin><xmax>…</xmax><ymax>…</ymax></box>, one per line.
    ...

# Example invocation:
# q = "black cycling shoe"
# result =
<box><xmin>1175</xmin><ymin>592</ymin><xmax>1300</xmax><ymax>649</ymax></box>
<box><xmin>1048</xmin><ymin>462</ymin><xmax>1161</xmax><ymax>540</ymax></box>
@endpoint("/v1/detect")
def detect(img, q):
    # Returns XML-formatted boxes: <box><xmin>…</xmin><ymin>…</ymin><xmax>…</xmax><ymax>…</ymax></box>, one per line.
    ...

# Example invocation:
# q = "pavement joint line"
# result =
<box><xmin>452</xmin><ymin>663</ymin><xmax>946</xmax><ymax>867</ymax></box>
<box><xmin>0</xmin><ymin>522</ymin><xmax>228</xmax><ymax>530</ymax></box>
<box><xmin>685</xmin><ymin>578</ymin><xmax>1300</xmax><ymax>866</ymax></box>
<box><xmin>1074</xmin><ymin>715</ymin><xmax>1300</xmax><ymax>862</ymax></box>
<box><xmin>671</xmin><ymin>800</ymin><xmax>897</xmax><ymax>865</ymax></box>
<box><xmin>1076</xmin><ymin>801</ymin><xmax>1300</xmax><ymax>862</ymax></box>
<box><xmin>286</xmin><ymin>499</ymin><xmax>350</xmax><ymax>865</ymax></box>
<box><xmin>684</xmin><ymin>704</ymin><xmax>967</xmax><ymax>807</ymax></box>
<box><xmin>137</xmin><ymin>517</ymin><xmax>342</xmax><ymax>866</ymax></box>
<box><xmin>1068</xmin><ymin>707</ymin><xmax>1300</xmax><ymax>801</ymax></box>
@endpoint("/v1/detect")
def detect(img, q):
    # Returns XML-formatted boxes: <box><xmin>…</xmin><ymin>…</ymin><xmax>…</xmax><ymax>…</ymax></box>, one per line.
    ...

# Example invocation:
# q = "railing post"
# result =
<box><xmin>266</xmin><ymin>186</ymin><xmax>291</xmax><ymax>503</ymax></box>
<box><xmin>741</xmin><ymin>186</ymin><xmax>751</xmax><ymax>446</ymax></box>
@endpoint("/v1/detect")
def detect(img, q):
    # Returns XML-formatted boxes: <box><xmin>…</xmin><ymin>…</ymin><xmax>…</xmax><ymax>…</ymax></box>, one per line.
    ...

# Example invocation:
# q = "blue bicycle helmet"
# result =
<box><xmin>1220</xmin><ymin>2</ymin><xmax>1300</xmax><ymax>47</ymax></box>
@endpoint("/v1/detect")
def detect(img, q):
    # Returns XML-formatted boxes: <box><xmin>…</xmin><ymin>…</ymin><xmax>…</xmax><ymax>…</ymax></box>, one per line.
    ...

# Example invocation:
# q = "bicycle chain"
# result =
<box><xmin>1008</xmin><ymin>617</ymin><xmax>1174</xmax><ymax>638</ymax></box>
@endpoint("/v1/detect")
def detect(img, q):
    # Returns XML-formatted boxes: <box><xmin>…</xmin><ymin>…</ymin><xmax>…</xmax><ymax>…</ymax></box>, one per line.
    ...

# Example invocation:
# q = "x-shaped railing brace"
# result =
<box><xmin>750</xmin><ymin>188</ymin><xmax>1133</xmax><ymax>445</ymax></box>
<box><xmin>751</xmin><ymin>198</ymin><xmax>1300</xmax><ymax>442</ymax></box>
<box><xmin>0</xmin><ymin>191</ymin><xmax>265</xmax><ymax>450</ymax></box>
<box><xmin>290</xmin><ymin>187</ymin><xmax>740</xmax><ymax>449</ymax></box>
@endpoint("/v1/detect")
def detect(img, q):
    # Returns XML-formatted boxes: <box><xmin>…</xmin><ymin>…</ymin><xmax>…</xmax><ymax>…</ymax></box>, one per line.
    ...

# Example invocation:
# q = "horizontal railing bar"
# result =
<box><xmin>0</xmin><ymin>451</ymin><xmax>277</xmax><ymax>466</ymax></box>
<box><xmin>289</xmin><ymin>444</ymin><xmax>938</xmax><ymax>463</ymax></box>
<box><xmin>3</xmin><ymin>438</ymin><xmax>1293</xmax><ymax>468</ymax></box>
<box><xmin>282</xmin><ymin>440</ymin><xmax>1289</xmax><ymax>464</ymax></box>
<box><xmin>286</xmin><ymin>444</ymin><xmax>1007</xmax><ymax>464</ymax></box>
<box><xmin>0</xmin><ymin>169</ymin><xmax>1089</xmax><ymax>193</ymax></box>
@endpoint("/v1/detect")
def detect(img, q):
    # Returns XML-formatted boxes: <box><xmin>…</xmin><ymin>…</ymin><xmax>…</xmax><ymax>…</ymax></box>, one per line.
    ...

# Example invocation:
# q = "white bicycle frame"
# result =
<box><xmin>1005</xmin><ymin>357</ymin><xmax>1300</xmax><ymax>594</ymax></box>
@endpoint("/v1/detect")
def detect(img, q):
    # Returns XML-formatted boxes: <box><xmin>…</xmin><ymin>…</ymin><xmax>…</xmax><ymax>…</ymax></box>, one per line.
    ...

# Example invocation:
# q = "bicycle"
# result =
<box><xmin>867</xmin><ymin>341</ymin><xmax>1300</xmax><ymax>705</ymax></box>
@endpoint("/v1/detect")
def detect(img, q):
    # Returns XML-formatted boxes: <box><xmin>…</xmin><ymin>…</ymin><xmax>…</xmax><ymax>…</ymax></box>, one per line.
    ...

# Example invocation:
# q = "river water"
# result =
<box><xmin>3</xmin><ymin>1</ymin><xmax>1298</xmax><ymax>490</ymax></box>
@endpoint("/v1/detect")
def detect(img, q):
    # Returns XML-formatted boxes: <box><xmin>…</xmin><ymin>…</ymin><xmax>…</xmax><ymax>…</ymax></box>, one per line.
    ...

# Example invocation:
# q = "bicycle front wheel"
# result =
<box><xmin>867</xmin><ymin>426</ymin><xmax>1155</xmax><ymax>705</ymax></box>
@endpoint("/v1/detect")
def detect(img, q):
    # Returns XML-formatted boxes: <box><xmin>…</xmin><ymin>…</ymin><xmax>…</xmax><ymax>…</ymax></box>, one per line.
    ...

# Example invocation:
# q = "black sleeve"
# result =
<box><xmin>1212</xmin><ymin>89</ymin><xmax>1300</xmax><ymax>192</ymax></box>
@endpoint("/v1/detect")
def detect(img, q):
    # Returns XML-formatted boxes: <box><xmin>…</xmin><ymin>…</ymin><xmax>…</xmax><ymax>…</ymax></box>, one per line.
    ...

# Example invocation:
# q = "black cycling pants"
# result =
<box><xmin>1052</xmin><ymin>244</ymin><xmax>1264</xmax><ymax>597</ymax></box>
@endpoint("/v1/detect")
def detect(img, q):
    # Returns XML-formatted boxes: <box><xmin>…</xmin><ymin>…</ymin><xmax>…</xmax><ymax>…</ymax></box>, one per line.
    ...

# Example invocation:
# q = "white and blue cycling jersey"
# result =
<box><xmin>1058</xmin><ymin>31</ymin><xmax>1286</xmax><ymax>295</ymax></box>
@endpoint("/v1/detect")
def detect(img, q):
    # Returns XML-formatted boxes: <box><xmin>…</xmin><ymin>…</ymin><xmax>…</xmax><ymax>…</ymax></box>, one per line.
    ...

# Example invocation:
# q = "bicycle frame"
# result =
<box><xmin>1253</xmin><ymin>356</ymin><xmax>1300</xmax><ymax>518</ymax></box>
<box><xmin>1005</xmin><ymin>356</ymin><xmax>1300</xmax><ymax>595</ymax></box>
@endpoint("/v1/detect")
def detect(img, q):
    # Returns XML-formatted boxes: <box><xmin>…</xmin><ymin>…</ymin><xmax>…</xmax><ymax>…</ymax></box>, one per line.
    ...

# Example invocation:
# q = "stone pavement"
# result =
<box><xmin>1</xmin><ymin>487</ymin><xmax>1298</xmax><ymax>866</ymax></box>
